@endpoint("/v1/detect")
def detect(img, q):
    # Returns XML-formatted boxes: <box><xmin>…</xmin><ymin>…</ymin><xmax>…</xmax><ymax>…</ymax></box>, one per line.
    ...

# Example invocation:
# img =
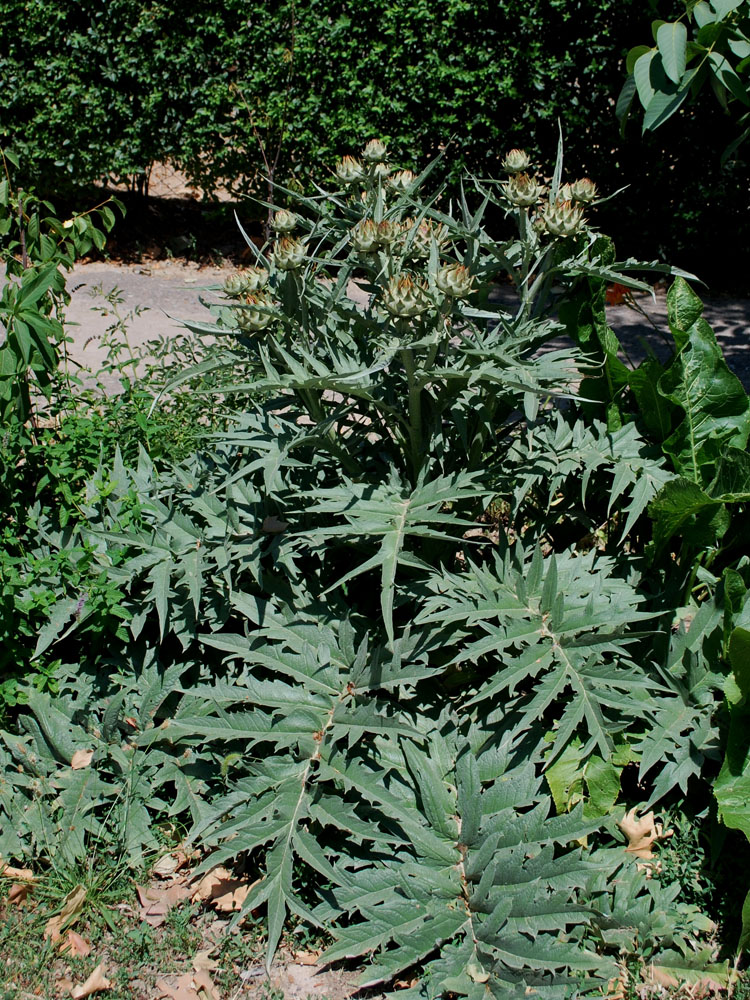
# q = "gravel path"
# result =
<box><xmin>64</xmin><ymin>261</ymin><xmax>750</xmax><ymax>390</ymax></box>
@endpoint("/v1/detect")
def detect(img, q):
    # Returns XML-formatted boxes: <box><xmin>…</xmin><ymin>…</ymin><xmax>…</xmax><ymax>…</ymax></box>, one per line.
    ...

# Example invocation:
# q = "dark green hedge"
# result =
<box><xmin>1</xmin><ymin>0</ymin><xmax>747</xmax><ymax>287</ymax></box>
<box><xmin>0</xmin><ymin>0</ymin><xmax>634</xmax><ymax>188</ymax></box>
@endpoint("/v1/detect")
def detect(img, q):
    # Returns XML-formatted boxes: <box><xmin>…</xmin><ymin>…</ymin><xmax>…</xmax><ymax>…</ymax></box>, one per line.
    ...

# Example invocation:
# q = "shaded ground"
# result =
<box><xmin>63</xmin><ymin>260</ymin><xmax>750</xmax><ymax>390</ymax></box>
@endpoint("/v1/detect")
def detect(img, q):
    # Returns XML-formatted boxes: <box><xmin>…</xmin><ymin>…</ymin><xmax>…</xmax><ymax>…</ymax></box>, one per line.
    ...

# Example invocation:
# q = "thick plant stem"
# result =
<box><xmin>401</xmin><ymin>347</ymin><xmax>423</xmax><ymax>481</ymax></box>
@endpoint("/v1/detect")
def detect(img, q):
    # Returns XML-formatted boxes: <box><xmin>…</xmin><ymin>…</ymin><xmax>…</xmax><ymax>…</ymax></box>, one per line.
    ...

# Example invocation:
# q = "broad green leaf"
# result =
<box><xmin>708</xmin><ymin>50</ymin><xmax>750</xmax><ymax>105</ymax></box>
<box><xmin>629</xmin><ymin>359</ymin><xmax>674</xmax><ymax>440</ymax></box>
<box><xmin>648</xmin><ymin>477</ymin><xmax>723</xmax><ymax>550</ymax></box>
<box><xmin>657</xmin><ymin>22</ymin><xmax>688</xmax><ymax>83</ymax></box>
<box><xmin>711</xmin><ymin>0</ymin><xmax>745</xmax><ymax>17</ymax></box>
<box><xmin>666</xmin><ymin>275</ymin><xmax>703</xmax><ymax>349</ymax></box>
<box><xmin>634</xmin><ymin>49</ymin><xmax>658</xmax><ymax>108</ymax></box>
<box><xmin>659</xmin><ymin>318</ymin><xmax>750</xmax><ymax>484</ymax></box>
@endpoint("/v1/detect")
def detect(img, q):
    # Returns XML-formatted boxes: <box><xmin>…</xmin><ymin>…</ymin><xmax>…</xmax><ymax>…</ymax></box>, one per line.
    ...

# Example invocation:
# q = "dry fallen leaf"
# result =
<box><xmin>8</xmin><ymin>882</ymin><xmax>31</xmax><ymax>905</ymax></box>
<box><xmin>192</xmin><ymin>950</ymin><xmax>218</xmax><ymax>973</ymax></box>
<box><xmin>156</xmin><ymin>974</ymin><xmax>199</xmax><ymax>1000</ymax></box>
<box><xmin>136</xmin><ymin>881</ymin><xmax>192</xmax><ymax>927</ymax></box>
<box><xmin>0</xmin><ymin>864</ymin><xmax>35</xmax><ymax>881</ymax></box>
<box><xmin>156</xmin><ymin>969</ymin><xmax>221</xmax><ymax>1000</ymax></box>
<box><xmin>294</xmin><ymin>950</ymin><xmax>321</xmax><ymax>966</ymax></box>
<box><xmin>152</xmin><ymin>850</ymin><xmax>190</xmax><ymax>878</ymax></box>
<box><xmin>57</xmin><ymin>977</ymin><xmax>75</xmax><ymax>994</ymax></box>
<box><xmin>193</xmin><ymin>969</ymin><xmax>220</xmax><ymax>1000</ymax></box>
<box><xmin>70</xmin><ymin>963</ymin><xmax>111</xmax><ymax>998</ymax></box>
<box><xmin>45</xmin><ymin>884</ymin><xmax>87</xmax><ymax>942</ymax></box>
<box><xmin>70</xmin><ymin>749</ymin><xmax>95</xmax><ymax>770</ymax></box>
<box><xmin>617</xmin><ymin>808</ymin><xmax>672</xmax><ymax>860</ymax></box>
<box><xmin>61</xmin><ymin>930</ymin><xmax>92</xmax><ymax>958</ymax></box>
<box><xmin>191</xmin><ymin>866</ymin><xmax>257</xmax><ymax>913</ymax></box>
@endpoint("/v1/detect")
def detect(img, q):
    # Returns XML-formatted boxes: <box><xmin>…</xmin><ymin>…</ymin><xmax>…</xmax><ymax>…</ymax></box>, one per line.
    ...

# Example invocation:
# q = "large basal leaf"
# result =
<box><xmin>659</xmin><ymin>300</ymin><xmax>750</xmax><ymax>484</ymax></box>
<box><xmin>319</xmin><ymin>731</ymin><xmax>617</xmax><ymax>997</ymax></box>
<box><xmin>418</xmin><ymin>546</ymin><xmax>655</xmax><ymax>764</ymax></box>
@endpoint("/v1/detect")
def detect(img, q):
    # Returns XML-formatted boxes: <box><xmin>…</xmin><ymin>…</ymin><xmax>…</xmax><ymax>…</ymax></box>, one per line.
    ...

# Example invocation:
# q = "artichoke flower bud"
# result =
<box><xmin>271</xmin><ymin>209</ymin><xmax>297</xmax><ymax>233</ymax></box>
<box><xmin>382</xmin><ymin>273</ymin><xmax>431</xmax><ymax>318</ymax></box>
<box><xmin>272</xmin><ymin>236</ymin><xmax>307</xmax><ymax>270</ymax></box>
<box><xmin>558</xmin><ymin>183</ymin><xmax>574</xmax><ymax>202</ymax></box>
<box><xmin>502</xmin><ymin>173</ymin><xmax>544</xmax><ymax>208</ymax></box>
<box><xmin>409</xmin><ymin>219</ymin><xmax>448</xmax><ymax>257</ymax></box>
<box><xmin>336</xmin><ymin>155</ymin><xmax>364</xmax><ymax>183</ymax></box>
<box><xmin>502</xmin><ymin>148</ymin><xmax>531</xmax><ymax>174</ymax></box>
<box><xmin>362</xmin><ymin>138</ymin><xmax>387</xmax><ymax>162</ymax></box>
<box><xmin>351</xmin><ymin>219</ymin><xmax>380</xmax><ymax>253</ymax></box>
<box><xmin>376</xmin><ymin>220</ymin><xmax>399</xmax><ymax>246</ymax></box>
<box><xmin>436</xmin><ymin>263</ymin><xmax>474</xmax><ymax>299</ymax></box>
<box><xmin>570</xmin><ymin>177</ymin><xmax>598</xmax><ymax>203</ymax></box>
<box><xmin>389</xmin><ymin>169</ymin><xmax>416</xmax><ymax>191</ymax></box>
<box><xmin>242</xmin><ymin>265</ymin><xmax>269</xmax><ymax>292</ymax></box>
<box><xmin>541</xmin><ymin>199</ymin><xmax>586</xmax><ymax>237</ymax></box>
<box><xmin>223</xmin><ymin>272</ymin><xmax>246</xmax><ymax>297</ymax></box>
<box><xmin>373</xmin><ymin>162</ymin><xmax>391</xmax><ymax>179</ymax></box>
<box><xmin>236</xmin><ymin>292</ymin><xmax>274</xmax><ymax>332</ymax></box>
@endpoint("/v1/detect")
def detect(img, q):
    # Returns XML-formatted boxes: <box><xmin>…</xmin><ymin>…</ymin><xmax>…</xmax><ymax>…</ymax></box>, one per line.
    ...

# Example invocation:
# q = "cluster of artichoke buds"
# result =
<box><xmin>502</xmin><ymin>173</ymin><xmax>545</xmax><ymax>208</ymax></box>
<box><xmin>435</xmin><ymin>263</ymin><xmax>474</xmax><ymax>299</ymax></box>
<box><xmin>236</xmin><ymin>291</ymin><xmax>274</xmax><ymax>332</ymax></box>
<box><xmin>272</xmin><ymin>236</ymin><xmax>307</xmax><ymax>270</ymax></box>
<box><xmin>336</xmin><ymin>155</ymin><xmax>365</xmax><ymax>184</ymax></box>
<box><xmin>222</xmin><ymin>266</ymin><xmax>269</xmax><ymax>298</ymax></box>
<box><xmin>381</xmin><ymin>273</ymin><xmax>432</xmax><ymax>318</ymax></box>
<box><xmin>558</xmin><ymin>178</ymin><xmax>598</xmax><ymax>204</ymax></box>
<box><xmin>389</xmin><ymin>169</ymin><xmax>416</xmax><ymax>192</ymax></box>
<box><xmin>403</xmin><ymin>218</ymin><xmax>449</xmax><ymax>257</ymax></box>
<box><xmin>502</xmin><ymin>148</ymin><xmax>531</xmax><ymax>174</ymax></box>
<box><xmin>351</xmin><ymin>218</ymin><xmax>401</xmax><ymax>253</ymax></box>
<box><xmin>540</xmin><ymin>199</ymin><xmax>586</xmax><ymax>237</ymax></box>
<box><xmin>271</xmin><ymin>209</ymin><xmax>297</xmax><ymax>233</ymax></box>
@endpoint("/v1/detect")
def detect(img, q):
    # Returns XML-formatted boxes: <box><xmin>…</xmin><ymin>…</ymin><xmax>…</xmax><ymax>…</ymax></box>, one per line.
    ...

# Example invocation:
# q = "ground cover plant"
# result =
<box><xmin>3</xmin><ymin>138</ymin><xmax>750</xmax><ymax>998</ymax></box>
<box><xmin>0</xmin><ymin>154</ymin><xmax>242</xmax><ymax>711</ymax></box>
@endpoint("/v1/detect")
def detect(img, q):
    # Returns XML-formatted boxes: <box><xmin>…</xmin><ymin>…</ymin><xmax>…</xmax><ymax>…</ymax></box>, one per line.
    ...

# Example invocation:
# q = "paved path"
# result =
<box><xmin>64</xmin><ymin>261</ymin><xmax>750</xmax><ymax>390</ymax></box>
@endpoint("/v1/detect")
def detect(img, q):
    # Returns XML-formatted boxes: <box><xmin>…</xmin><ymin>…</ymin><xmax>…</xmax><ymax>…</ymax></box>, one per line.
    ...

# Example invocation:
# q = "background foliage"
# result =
<box><xmin>2</xmin><ymin>0</ymin><xmax>749</xmax><ymax>287</ymax></box>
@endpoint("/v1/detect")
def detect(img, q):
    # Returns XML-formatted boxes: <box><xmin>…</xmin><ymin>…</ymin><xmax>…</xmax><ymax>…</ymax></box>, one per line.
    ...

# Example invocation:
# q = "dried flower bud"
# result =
<box><xmin>389</xmin><ymin>169</ymin><xmax>416</xmax><ymax>191</ymax></box>
<box><xmin>570</xmin><ymin>177</ymin><xmax>598</xmax><ymax>203</ymax></box>
<box><xmin>236</xmin><ymin>291</ymin><xmax>274</xmax><ymax>332</ymax></box>
<box><xmin>502</xmin><ymin>173</ymin><xmax>544</xmax><ymax>208</ymax></box>
<box><xmin>272</xmin><ymin>236</ymin><xmax>307</xmax><ymax>270</ymax></box>
<box><xmin>271</xmin><ymin>209</ymin><xmax>297</xmax><ymax>233</ymax></box>
<box><xmin>382</xmin><ymin>273</ymin><xmax>431</xmax><ymax>318</ymax></box>
<box><xmin>362</xmin><ymin>138</ymin><xmax>387</xmax><ymax>162</ymax></box>
<box><xmin>436</xmin><ymin>263</ymin><xmax>474</xmax><ymax>299</ymax></box>
<box><xmin>541</xmin><ymin>199</ymin><xmax>586</xmax><ymax>237</ymax></box>
<box><xmin>351</xmin><ymin>219</ymin><xmax>380</xmax><ymax>253</ymax></box>
<box><xmin>502</xmin><ymin>149</ymin><xmax>531</xmax><ymax>174</ymax></box>
<box><xmin>336</xmin><ymin>155</ymin><xmax>364</xmax><ymax>183</ymax></box>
